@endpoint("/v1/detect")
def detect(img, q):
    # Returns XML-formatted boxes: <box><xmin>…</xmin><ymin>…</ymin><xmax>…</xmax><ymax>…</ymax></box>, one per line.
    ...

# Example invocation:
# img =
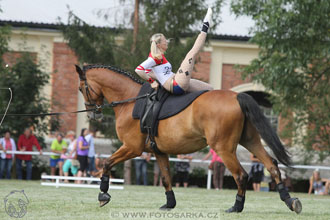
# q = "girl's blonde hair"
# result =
<box><xmin>312</xmin><ymin>169</ymin><xmax>321</xmax><ymax>182</ymax></box>
<box><xmin>150</xmin><ymin>33</ymin><xmax>165</xmax><ymax>59</ymax></box>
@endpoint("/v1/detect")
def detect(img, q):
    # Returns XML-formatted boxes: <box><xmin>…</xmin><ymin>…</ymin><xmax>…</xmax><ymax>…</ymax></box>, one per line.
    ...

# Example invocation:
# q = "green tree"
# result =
<box><xmin>0</xmin><ymin>24</ymin><xmax>10</xmax><ymax>127</ymax></box>
<box><xmin>0</xmin><ymin>51</ymin><xmax>51</xmax><ymax>143</ymax></box>
<box><xmin>1</xmin><ymin>6</ymin><xmax>51</xmax><ymax>141</ymax></box>
<box><xmin>60</xmin><ymin>11</ymin><xmax>117</xmax><ymax>65</ymax></box>
<box><xmin>0</xmin><ymin>6</ymin><xmax>52</xmax><ymax>179</ymax></box>
<box><xmin>231</xmin><ymin>0</ymin><xmax>330</xmax><ymax>153</ymax></box>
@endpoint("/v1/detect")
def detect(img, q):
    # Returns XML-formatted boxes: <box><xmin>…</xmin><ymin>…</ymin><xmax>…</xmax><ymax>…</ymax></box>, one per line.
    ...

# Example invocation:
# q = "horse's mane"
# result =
<box><xmin>83</xmin><ymin>64</ymin><xmax>144</xmax><ymax>85</ymax></box>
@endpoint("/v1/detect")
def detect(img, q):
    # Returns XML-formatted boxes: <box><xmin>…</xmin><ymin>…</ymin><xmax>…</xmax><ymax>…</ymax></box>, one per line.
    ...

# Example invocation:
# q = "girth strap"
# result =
<box><xmin>140</xmin><ymin>87</ymin><xmax>169</xmax><ymax>154</ymax></box>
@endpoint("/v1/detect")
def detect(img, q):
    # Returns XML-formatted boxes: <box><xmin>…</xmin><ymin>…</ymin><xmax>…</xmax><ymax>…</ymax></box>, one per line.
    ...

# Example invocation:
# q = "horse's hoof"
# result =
<box><xmin>98</xmin><ymin>192</ymin><xmax>111</xmax><ymax>207</ymax></box>
<box><xmin>292</xmin><ymin>198</ymin><xmax>302</xmax><ymax>214</ymax></box>
<box><xmin>159</xmin><ymin>204</ymin><xmax>174</xmax><ymax>211</ymax></box>
<box><xmin>225</xmin><ymin>206</ymin><xmax>242</xmax><ymax>213</ymax></box>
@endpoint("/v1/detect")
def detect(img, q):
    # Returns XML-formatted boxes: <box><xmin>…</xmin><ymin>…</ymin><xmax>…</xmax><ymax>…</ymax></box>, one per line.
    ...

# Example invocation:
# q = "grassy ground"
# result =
<box><xmin>0</xmin><ymin>180</ymin><xmax>330</xmax><ymax>220</ymax></box>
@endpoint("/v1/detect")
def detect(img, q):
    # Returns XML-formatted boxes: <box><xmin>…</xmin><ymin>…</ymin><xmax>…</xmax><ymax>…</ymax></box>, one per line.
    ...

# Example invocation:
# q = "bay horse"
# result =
<box><xmin>75</xmin><ymin>64</ymin><xmax>302</xmax><ymax>214</ymax></box>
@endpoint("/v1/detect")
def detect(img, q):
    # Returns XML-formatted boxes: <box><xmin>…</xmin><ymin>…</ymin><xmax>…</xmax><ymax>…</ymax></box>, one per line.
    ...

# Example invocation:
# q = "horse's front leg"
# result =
<box><xmin>99</xmin><ymin>144</ymin><xmax>141</xmax><ymax>207</ymax></box>
<box><xmin>155</xmin><ymin>153</ymin><xmax>176</xmax><ymax>210</ymax></box>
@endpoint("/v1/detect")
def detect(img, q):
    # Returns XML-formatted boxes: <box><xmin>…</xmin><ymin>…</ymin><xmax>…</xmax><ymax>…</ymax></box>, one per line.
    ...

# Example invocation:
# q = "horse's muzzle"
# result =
<box><xmin>88</xmin><ymin>112</ymin><xmax>104</xmax><ymax>121</ymax></box>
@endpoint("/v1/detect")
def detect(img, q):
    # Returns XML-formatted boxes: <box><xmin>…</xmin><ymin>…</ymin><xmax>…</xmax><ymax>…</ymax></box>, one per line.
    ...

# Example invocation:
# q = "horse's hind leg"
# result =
<box><xmin>214</xmin><ymin>145</ymin><xmax>248</xmax><ymax>213</ymax></box>
<box><xmin>240</xmin><ymin>121</ymin><xmax>302</xmax><ymax>214</ymax></box>
<box><xmin>154</xmin><ymin>153</ymin><xmax>176</xmax><ymax>210</ymax></box>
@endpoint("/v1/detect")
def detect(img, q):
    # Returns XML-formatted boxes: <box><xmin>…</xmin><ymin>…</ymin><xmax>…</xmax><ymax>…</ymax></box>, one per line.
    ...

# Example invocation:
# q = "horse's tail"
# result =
<box><xmin>236</xmin><ymin>93</ymin><xmax>291</xmax><ymax>166</ymax></box>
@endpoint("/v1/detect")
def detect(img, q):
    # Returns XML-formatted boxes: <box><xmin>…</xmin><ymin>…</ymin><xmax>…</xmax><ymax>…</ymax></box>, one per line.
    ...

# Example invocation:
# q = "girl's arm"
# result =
<box><xmin>12</xmin><ymin>140</ymin><xmax>17</xmax><ymax>160</ymax></box>
<box><xmin>185</xmin><ymin>155</ymin><xmax>193</xmax><ymax>160</ymax></box>
<box><xmin>69</xmin><ymin>140</ymin><xmax>77</xmax><ymax>157</ymax></box>
<box><xmin>79</xmin><ymin>140</ymin><xmax>89</xmax><ymax>150</ymax></box>
<box><xmin>17</xmin><ymin>136</ymin><xmax>23</xmax><ymax>151</ymax></box>
<box><xmin>250</xmin><ymin>154</ymin><xmax>260</xmax><ymax>162</ymax></box>
<box><xmin>135</xmin><ymin>57</ymin><xmax>156</xmax><ymax>82</ymax></box>
<box><xmin>308</xmin><ymin>178</ymin><xmax>313</xmax><ymax>194</ymax></box>
<box><xmin>321</xmin><ymin>178</ymin><xmax>329</xmax><ymax>183</ymax></box>
<box><xmin>203</xmin><ymin>151</ymin><xmax>212</xmax><ymax>160</ymax></box>
<box><xmin>51</xmin><ymin>141</ymin><xmax>61</xmax><ymax>154</ymax></box>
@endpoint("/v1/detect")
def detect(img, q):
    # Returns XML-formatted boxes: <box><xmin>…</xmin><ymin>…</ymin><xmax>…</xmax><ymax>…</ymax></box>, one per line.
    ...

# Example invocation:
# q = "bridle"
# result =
<box><xmin>79</xmin><ymin>78</ymin><xmax>104</xmax><ymax>111</ymax></box>
<box><xmin>78</xmin><ymin>74</ymin><xmax>151</xmax><ymax>119</ymax></box>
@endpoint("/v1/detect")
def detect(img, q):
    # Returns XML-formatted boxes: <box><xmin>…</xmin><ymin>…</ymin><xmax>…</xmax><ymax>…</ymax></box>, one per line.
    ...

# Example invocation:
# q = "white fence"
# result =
<box><xmin>1</xmin><ymin>150</ymin><xmax>330</xmax><ymax>190</ymax></box>
<box><xmin>41</xmin><ymin>175</ymin><xmax>124</xmax><ymax>189</ymax></box>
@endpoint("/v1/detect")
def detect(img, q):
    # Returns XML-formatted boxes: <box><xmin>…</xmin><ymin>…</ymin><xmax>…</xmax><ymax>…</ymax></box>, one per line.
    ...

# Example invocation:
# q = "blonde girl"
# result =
<box><xmin>136</xmin><ymin>8</ymin><xmax>214</xmax><ymax>95</ymax></box>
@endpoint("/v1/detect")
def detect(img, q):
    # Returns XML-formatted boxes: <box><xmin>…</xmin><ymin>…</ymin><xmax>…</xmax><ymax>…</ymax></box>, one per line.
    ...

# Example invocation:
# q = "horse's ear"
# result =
<box><xmin>75</xmin><ymin>64</ymin><xmax>85</xmax><ymax>80</ymax></box>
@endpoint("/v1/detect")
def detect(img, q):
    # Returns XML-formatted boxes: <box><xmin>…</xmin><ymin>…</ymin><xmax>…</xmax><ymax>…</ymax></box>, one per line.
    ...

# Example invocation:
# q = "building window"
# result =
<box><xmin>260</xmin><ymin>106</ymin><xmax>278</xmax><ymax>132</ymax></box>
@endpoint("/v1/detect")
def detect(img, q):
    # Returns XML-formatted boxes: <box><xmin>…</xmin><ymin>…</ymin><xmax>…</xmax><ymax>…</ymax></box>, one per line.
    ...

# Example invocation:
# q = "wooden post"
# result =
<box><xmin>131</xmin><ymin>0</ymin><xmax>139</xmax><ymax>53</ymax></box>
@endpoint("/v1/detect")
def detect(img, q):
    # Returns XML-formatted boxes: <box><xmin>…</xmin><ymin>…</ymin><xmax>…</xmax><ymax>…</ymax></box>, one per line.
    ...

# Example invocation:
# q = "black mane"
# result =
<box><xmin>83</xmin><ymin>64</ymin><xmax>144</xmax><ymax>85</ymax></box>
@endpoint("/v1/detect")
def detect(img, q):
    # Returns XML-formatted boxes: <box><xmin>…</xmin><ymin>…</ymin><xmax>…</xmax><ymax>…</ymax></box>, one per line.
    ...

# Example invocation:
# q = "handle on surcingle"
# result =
<box><xmin>155</xmin><ymin>80</ymin><xmax>161</xmax><ymax>101</ymax></box>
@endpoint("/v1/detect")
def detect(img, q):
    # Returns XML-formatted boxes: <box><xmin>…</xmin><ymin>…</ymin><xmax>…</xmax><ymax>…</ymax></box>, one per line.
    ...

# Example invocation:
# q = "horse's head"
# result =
<box><xmin>75</xmin><ymin>65</ymin><xmax>104</xmax><ymax>121</ymax></box>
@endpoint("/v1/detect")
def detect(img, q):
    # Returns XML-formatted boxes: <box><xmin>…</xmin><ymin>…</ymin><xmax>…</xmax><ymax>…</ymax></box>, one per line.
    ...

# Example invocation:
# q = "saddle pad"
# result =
<box><xmin>132</xmin><ymin>83</ymin><xmax>208</xmax><ymax>120</ymax></box>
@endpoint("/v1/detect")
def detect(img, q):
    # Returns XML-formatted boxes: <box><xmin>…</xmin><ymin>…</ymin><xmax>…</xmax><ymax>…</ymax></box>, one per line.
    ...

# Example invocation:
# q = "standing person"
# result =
<box><xmin>203</xmin><ymin>148</ymin><xmax>226</xmax><ymax>190</ymax></box>
<box><xmin>16</xmin><ymin>128</ymin><xmax>43</xmax><ymax>180</ymax></box>
<box><xmin>153</xmin><ymin>160</ymin><xmax>163</xmax><ymax>187</ymax></box>
<box><xmin>50</xmin><ymin>133</ymin><xmax>67</xmax><ymax>177</ymax></box>
<box><xmin>175</xmin><ymin>154</ymin><xmax>192</xmax><ymax>188</ymax></box>
<box><xmin>62</xmin><ymin>131</ymin><xmax>78</xmax><ymax>183</ymax></box>
<box><xmin>86</xmin><ymin>129</ymin><xmax>96</xmax><ymax>176</ymax></box>
<box><xmin>250</xmin><ymin>154</ymin><xmax>264</xmax><ymax>192</ymax></box>
<box><xmin>260</xmin><ymin>167</ymin><xmax>271</xmax><ymax>192</ymax></box>
<box><xmin>76</xmin><ymin>128</ymin><xmax>89</xmax><ymax>184</ymax></box>
<box><xmin>0</xmin><ymin>131</ymin><xmax>16</xmax><ymax>179</ymax></box>
<box><xmin>135</xmin><ymin>152</ymin><xmax>151</xmax><ymax>185</ymax></box>
<box><xmin>135</xmin><ymin>8</ymin><xmax>214</xmax><ymax>93</ymax></box>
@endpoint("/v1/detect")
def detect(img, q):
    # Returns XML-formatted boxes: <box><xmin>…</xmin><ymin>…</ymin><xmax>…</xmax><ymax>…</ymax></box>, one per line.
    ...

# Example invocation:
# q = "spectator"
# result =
<box><xmin>203</xmin><ymin>148</ymin><xmax>226</xmax><ymax>190</ymax></box>
<box><xmin>175</xmin><ymin>154</ymin><xmax>192</xmax><ymax>188</ymax></box>
<box><xmin>94</xmin><ymin>154</ymin><xmax>102</xmax><ymax>171</ymax></box>
<box><xmin>50</xmin><ymin>133</ymin><xmax>67</xmax><ymax>177</ymax></box>
<box><xmin>153</xmin><ymin>159</ymin><xmax>163</xmax><ymax>186</ymax></box>
<box><xmin>76</xmin><ymin>128</ymin><xmax>89</xmax><ymax>184</ymax></box>
<box><xmin>260</xmin><ymin>167</ymin><xmax>271</xmax><ymax>192</ymax></box>
<box><xmin>250</xmin><ymin>154</ymin><xmax>264</xmax><ymax>192</ymax></box>
<box><xmin>0</xmin><ymin>131</ymin><xmax>16</xmax><ymax>179</ymax></box>
<box><xmin>62</xmin><ymin>131</ymin><xmax>78</xmax><ymax>183</ymax></box>
<box><xmin>17</xmin><ymin>128</ymin><xmax>42</xmax><ymax>180</ymax></box>
<box><xmin>308</xmin><ymin>169</ymin><xmax>330</xmax><ymax>195</ymax></box>
<box><xmin>93</xmin><ymin>154</ymin><xmax>105</xmax><ymax>178</ymax></box>
<box><xmin>135</xmin><ymin>152</ymin><xmax>151</xmax><ymax>185</ymax></box>
<box><xmin>281</xmin><ymin>169</ymin><xmax>294</xmax><ymax>192</ymax></box>
<box><xmin>85</xmin><ymin>129</ymin><xmax>96</xmax><ymax>176</ymax></box>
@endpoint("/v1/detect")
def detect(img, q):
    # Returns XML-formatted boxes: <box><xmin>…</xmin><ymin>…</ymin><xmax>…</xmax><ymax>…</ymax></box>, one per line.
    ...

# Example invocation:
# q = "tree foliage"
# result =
<box><xmin>0</xmin><ymin>51</ymin><xmax>51</xmax><ymax>143</ymax></box>
<box><xmin>231</xmin><ymin>0</ymin><xmax>330</xmax><ymax>152</ymax></box>
<box><xmin>0</xmin><ymin>6</ymin><xmax>51</xmax><ymax>146</ymax></box>
<box><xmin>59</xmin><ymin>11</ymin><xmax>117</xmax><ymax>65</ymax></box>
<box><xmin>61</xmin><ymin>0</ymin><xmax>223</xmax><ymax>137</ymax></box>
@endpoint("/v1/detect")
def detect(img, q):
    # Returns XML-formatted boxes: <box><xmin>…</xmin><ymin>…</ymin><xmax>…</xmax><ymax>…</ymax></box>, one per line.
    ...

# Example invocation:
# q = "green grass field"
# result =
<box><xmin>0</xmin><ymin>180</ymin><xmax>330</xmax><ymax>220</ymax></box>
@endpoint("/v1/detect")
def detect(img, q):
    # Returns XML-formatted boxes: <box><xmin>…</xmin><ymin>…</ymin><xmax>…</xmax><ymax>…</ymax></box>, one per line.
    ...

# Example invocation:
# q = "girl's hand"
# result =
<box><xmin>151</xmin><ymin>81</ymin><xmax>159</xmax><ymax>89</ymax></box>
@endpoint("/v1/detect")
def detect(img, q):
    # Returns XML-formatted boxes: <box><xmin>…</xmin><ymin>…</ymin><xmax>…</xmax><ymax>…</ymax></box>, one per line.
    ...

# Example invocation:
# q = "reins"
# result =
<box><xmin>1</xmin><ymin>65</ymin><xmax>149</xmax><ymax>118</ymax></box>
<box><xmin>1</xmin><ymin>93</ymin><xmax>149</xmax><ymax>117</ymax></box>
<box><xmin>80</xmin><ymin>74</ymin><xmax>149</xmax><ymax>112</ymax></box>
